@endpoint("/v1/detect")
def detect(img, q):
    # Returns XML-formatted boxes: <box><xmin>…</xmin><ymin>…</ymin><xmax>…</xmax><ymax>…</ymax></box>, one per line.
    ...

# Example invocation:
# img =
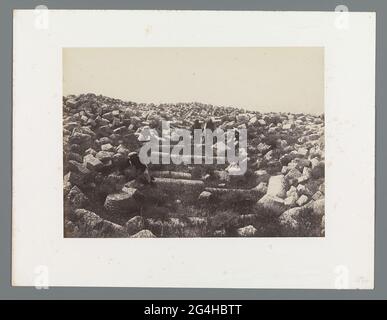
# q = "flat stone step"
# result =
<box><xmin>204</xmin><ymin>187</ymin><xmax>260</xmax><ymax>202</ymax></box>
<box><xmin>152</xmin><ymin>171</ymin><xmax>192</xmax><ymax>179</ymax></box>
<box><xmin>154</xmin><ymin>177</ymin><xmax>204</xmax><ymax>188</ymax></box>
<box><xmin>154</xmin><ymin>177</ymin><xmax>205</xmax><ymax>203</ymax></box>
<box><xmin>150</xmin><ymin>152</ymin><xmax>226</xmax><ymax>164</ymax></box>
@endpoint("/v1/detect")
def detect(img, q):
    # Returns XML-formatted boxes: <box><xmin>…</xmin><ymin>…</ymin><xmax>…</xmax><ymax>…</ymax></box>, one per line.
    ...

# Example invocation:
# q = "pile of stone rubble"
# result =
<box><xmin>63</xmin><ymin>93</ymin><xmax>325</xmax><ymax>237</ymax></box>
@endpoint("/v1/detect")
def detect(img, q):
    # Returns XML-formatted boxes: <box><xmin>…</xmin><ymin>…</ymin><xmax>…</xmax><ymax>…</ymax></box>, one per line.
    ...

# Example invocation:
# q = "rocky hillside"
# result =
<box><xmin>63</xmin><ymin>93</ymin><xmax>325</xmax><ymax>238</ymax></box>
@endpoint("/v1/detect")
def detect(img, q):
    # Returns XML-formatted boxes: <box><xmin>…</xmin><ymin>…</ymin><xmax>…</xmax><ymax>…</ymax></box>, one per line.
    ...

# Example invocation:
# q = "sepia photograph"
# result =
<box><xmin>63</xmin><ymin>47</ymin><xmax>325</xmax><ymax>238</ymax></box>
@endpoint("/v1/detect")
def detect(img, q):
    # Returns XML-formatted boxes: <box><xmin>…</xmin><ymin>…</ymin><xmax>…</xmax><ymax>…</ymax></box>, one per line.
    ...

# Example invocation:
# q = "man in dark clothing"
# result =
<box><xmin>127</xmin><ymin>151</ymin><xmax>154</xmax><ymax>184</ymax></box>
<box><xmin>204</xmin><ymin>118</ymin><xmax>215</xmax><ymax>132</ymax></box>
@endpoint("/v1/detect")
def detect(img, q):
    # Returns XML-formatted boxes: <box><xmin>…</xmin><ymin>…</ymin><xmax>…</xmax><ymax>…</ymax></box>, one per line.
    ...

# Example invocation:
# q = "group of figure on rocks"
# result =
<box><xmin>125</xmin><ymin>117</ymin><xmax>221</xmax><ymax>185</ymax></box>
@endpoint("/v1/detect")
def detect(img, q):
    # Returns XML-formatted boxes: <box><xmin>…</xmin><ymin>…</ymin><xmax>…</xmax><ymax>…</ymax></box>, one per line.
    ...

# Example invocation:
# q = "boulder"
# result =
<box><xmin>296</xmin><ymin>194</ymin><xmax>309</xmax><ymax>206</ymax></box>
<box><xmin>83</xmin><ymin>154</ymin><xmax>103</xmax><ymax>171</ymax></box>
<box><xmin>254</xmin><ymin>182</ymin><xmax>268</xmax><ymax>195</ymax></box>
<box><xmin>311</xmin><ymin>158</ymin><xmax>320</xmax><ymax>169</ymax></box>
<box><xmin>286</xmin><ymin>185</ymin><xmax>298</xmax><ymax>198</ymax></box>
<box><xmin>285</xmin><ymin>168</ymin><xmax>302</xmax><ymax>183</ymax></box>
<box><xmin>205</xmin><ymin>187</ymin><xmax>258</xmax><ymax>202</ymax></box>
<box><xmin>85</xmin><ymin>148</ymin><xmax>97</xmax><ymax>156</ymax></box>
<box><xmin>68</xmin><ymin>152</ymin><xmax>83</xmax><ymax>163</ymax></box>
<box><xmin>124</xmin><ymin>216</ymin><xmax>144</xmax><ymax>235</ymax></box>
<box><xmin>279</xmin><ymin>207</ymin><xmax>302</xmax><ymax>229</ymax></box>
<box><xmin>68</xmin><ymin>160</ymin><xmax>90</xmax><ymax>176</ymax></box>
<box><xmin>254</xmin><ymin>170</ymin><xmax>270</xmax><ymax>184</ymax></box>
<box><xmin>101</xmin><ymin>143</ymin><xmax>114</xmax><ymax>152</ymax></box>
<box><xmin>198</xmin><ymin>191</ymin><xmax>212</xmax><ymax>201</ymax></box>
<box><xmin>284</xmin><ymin>195</ymin><xmax>297</xmax><ymax>207</ymax></box>
<box><xmin>310</xmin><ymin>198</ymin><xmax>325</xmax><ymax>216</ymax></box>
<box><xmin>311</xmin><ymin>162</ymin><xmax>325</xmax><ymax>179</ymax></box>
<box><xmin>99</xmin><ymin>137</ymin><xmax>112</xmax><ymax>145</ymax></box>
<box><xmin>131</xmin><ymin>229</ymin><xmax>156</xmax><ymax>238</ymax></box>
<box><xmin>69</xmin><ymin>132</ymin><xmax>91</xmax><ymax>148</ymax></box>
<box><xmin>280</xmin><ymin>154</ymin><xmax>293</xmax><ymax>166</ymax></box>
<box><xmin>66</xmin><ymin>171</ymin><xmax>85</xmax><ymax>186</ymax></box>
<box><xmin>257</xmin><ymin>142</ymin><xmax>271</xmax><ymax>153</ymax></box>
<box><xmin>95</xmin><ymin>151</ymin><xmax>114</xmax><ymax>163</ymax></box>
<box><xmin>237</xmin><ymin>225</ymin><xmax>257</xmax><ymax>237</ymax></box>
<box><xmin>267</xmin><ymin>175</ymin><xmax>287</xmax><ymax>198</ymax></box>
<box><xmin>104</xmin><ymin>189</ymin><xmax>141</xmax><ymax>215</ymax></box>
<box><xmin>63</xmin><ymin>172</ymin><xmax>72</xmax><ymax>196</ymax></box>
<box><xmin>67</xmin><ymin>186</ymin><xmax>88</xmax><ymax>209</ymax></box>
<box><xmin>70</xmin><ymin>209</ymin><xmax>103</xmax><ymax>236</ymax></box>
<box><xmin>266</xmin><ymin>160</ymin><xmax>282</xmax><ymax>174</ymax></box>
<box><xmin>312</xmin><ymin>191</ymin><xmax>324</xmax><ymax>201</ymax></box>
<box><xmin>98</xmin><ymin>220</ymin><xmax>128</xmax><ymax>237</ymax></box>
<box><xmin>257</xmin><ymin>194</ymin><xmax>288</xmax><ymax>216</ymax></box>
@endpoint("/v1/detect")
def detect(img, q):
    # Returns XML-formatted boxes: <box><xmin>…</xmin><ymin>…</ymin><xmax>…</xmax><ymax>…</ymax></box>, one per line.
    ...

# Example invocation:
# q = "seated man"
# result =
<box><xmin>203</xmin><ymin>117</ymin><xmax>215</xmax><ymax>132</ymax></box>
<box><xmin>127</xmin><ymin>151</ymin><xmax>154</xmax><ymax>184</ymax></box>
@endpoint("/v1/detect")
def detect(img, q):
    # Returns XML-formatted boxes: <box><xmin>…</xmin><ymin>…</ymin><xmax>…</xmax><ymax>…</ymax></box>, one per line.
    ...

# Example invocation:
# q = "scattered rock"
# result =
<box><xmin>254</xmin><ymin>170</ymin><xmax>270</xmax><ymax>184</ymax></box>
<box><xmin>131</xmin><ymin>229</ymin><xmax>156</xmax><ymax>238</ymax></box>
<box><xmin>67</xmin><ymin>186</ymin><xmax>88</xmax><ymax>209</ymax></box>
<box><xmin>279</xmin><ymin>207</ymin><xmax>302</xmax><ymax>229</ymax></box>
<box><xmin>198</xmin><ymin>191</ymin><xmax>212</xmax><ymax>201</ymax></box>
<box><xmin>296</xmin><ymin>194</ymin><xmax>309</xmax><ymax>206</ymax></box>
<box><xmin>125</xmin><ymin>216</ymin><xmax>144</xmax><ymax>235</ymax></box>
<box><xmin>83</xmin><ymin>154</ymin><xmax>103</xmax><ymax>171</ymax></box>
<box><xmin>267</xmin><ymin>175</ymin><xmax>287</xmax><ymax>198</ymax></box>
<box><xmin>237</xmin><ymin>225</ymin><xmax>257</xmax><ymax>237</ymax></box>
<box><xmin>257</xmin><ymin>194</ymin><xmax>287</xmax><ymax>216</ymax></box>
<box><xmin>104</xmin><ymin>189</ymin><xmax>141</xmax><ymax>215</ymax></box>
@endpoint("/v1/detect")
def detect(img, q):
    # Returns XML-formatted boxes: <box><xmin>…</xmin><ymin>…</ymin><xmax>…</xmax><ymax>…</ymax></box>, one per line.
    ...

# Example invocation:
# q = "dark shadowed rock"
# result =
<box><xmin>104</xmin><ymin>189</ymin><xmax>142</xmax><ymax>215</ymax></box>
<box><xmin>67</xmin><ymin>186</ymin><xmax>89</xmax><ymax>209</ymax></box>
<box><xmin>83</xmin><ymin>154</ymin><xmax>103</xmax><ymax>171</ymax></box>
<box><xmin>125</xmin><ymin>216</ymin><xmax>144</xmax><ymax>235</ymax></box>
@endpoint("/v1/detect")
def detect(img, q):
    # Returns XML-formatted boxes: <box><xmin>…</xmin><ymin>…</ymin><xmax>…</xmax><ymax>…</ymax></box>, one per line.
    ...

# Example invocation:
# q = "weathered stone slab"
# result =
<box><xmin>204</xmin><ymin>187</ymin><xmax>259</xmax><ymax>202</ymax></box>
<box><xmin>104</xmin><ymin>189</ymin><xmax>141</xmax><ymax>215</ymax></box>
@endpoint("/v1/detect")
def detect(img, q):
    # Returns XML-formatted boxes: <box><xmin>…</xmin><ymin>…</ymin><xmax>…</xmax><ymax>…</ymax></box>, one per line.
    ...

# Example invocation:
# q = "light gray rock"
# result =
<box><xmin>312</xmin><ymin>191</ymin><xmax>324</xmax><ymax>201</ymax></box>
<box><xmin>198</xmin><ymin>191</ymin><xmax>212</xmax><ymax>201</ymax></box>
<box><xmin>267</xmin><ymin>175</ymin><xmax>287</xmax><ymax>198</ymax></box>
<box><xmin>257</xmin><ymin>194</ymin><xmax>288</xmax><ymax>216</ymax></box>
<box><xmin>101</xmin><ymin>143</ymin><xmax>114</xmax><ymax>152</ymax></box>
<box><xmin>311</xmin><ymin>199</ymin><xmax>325</xmax><ymax>216</ymax></box>
<box><xmin>286</xmin><ymin>185</ymin><xmax>298</xmax><ymax>198</ymax></box>
<box><xmin>237</xmin><ymin>225</ymin><xmax>257</xmax><ymax>237</ymax></box>
<box><xmin>296</xmin><ymin>194</ymin><xmax>309</xmax><ymax>206</ymax></box>
<box><xmin>279</xmin><ymin>207</ymin><xmax>303</xmax><ymax>229</ymax></box>
<box><xmin>131</xmin><ymin>229</ymin><xmax>156</xmax><ymax>238</ymax></box>
<box><xmin>284</xmin><ymin>195</ymin><xmax>297</xmax><ymax>207</ymax></box>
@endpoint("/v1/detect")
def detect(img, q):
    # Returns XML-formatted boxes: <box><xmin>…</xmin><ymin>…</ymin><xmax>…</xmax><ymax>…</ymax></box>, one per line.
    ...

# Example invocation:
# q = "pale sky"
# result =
<box><xmin>63</xmin><ymin>47</ymin><xmax>324</xmax><ymax>115</ymax></box>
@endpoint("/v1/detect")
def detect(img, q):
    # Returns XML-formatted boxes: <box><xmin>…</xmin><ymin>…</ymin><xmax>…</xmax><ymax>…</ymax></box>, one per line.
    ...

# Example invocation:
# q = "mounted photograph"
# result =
<box><xmin>13</xmin><ymin>10</ymin><xmax>375</xmax><ymax>289</ymax></box>
<box><xmin>62</xmin><ymin>47</ymin><xmax>325</xmax><ymax>238</ymax></box>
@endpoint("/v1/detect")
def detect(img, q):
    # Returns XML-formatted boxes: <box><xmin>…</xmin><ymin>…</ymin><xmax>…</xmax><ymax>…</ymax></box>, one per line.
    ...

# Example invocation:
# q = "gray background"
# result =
<box><xmin>0</xmin><ymin>0</ymin><xmax>385</xmax><ymax>300</ymax></box>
